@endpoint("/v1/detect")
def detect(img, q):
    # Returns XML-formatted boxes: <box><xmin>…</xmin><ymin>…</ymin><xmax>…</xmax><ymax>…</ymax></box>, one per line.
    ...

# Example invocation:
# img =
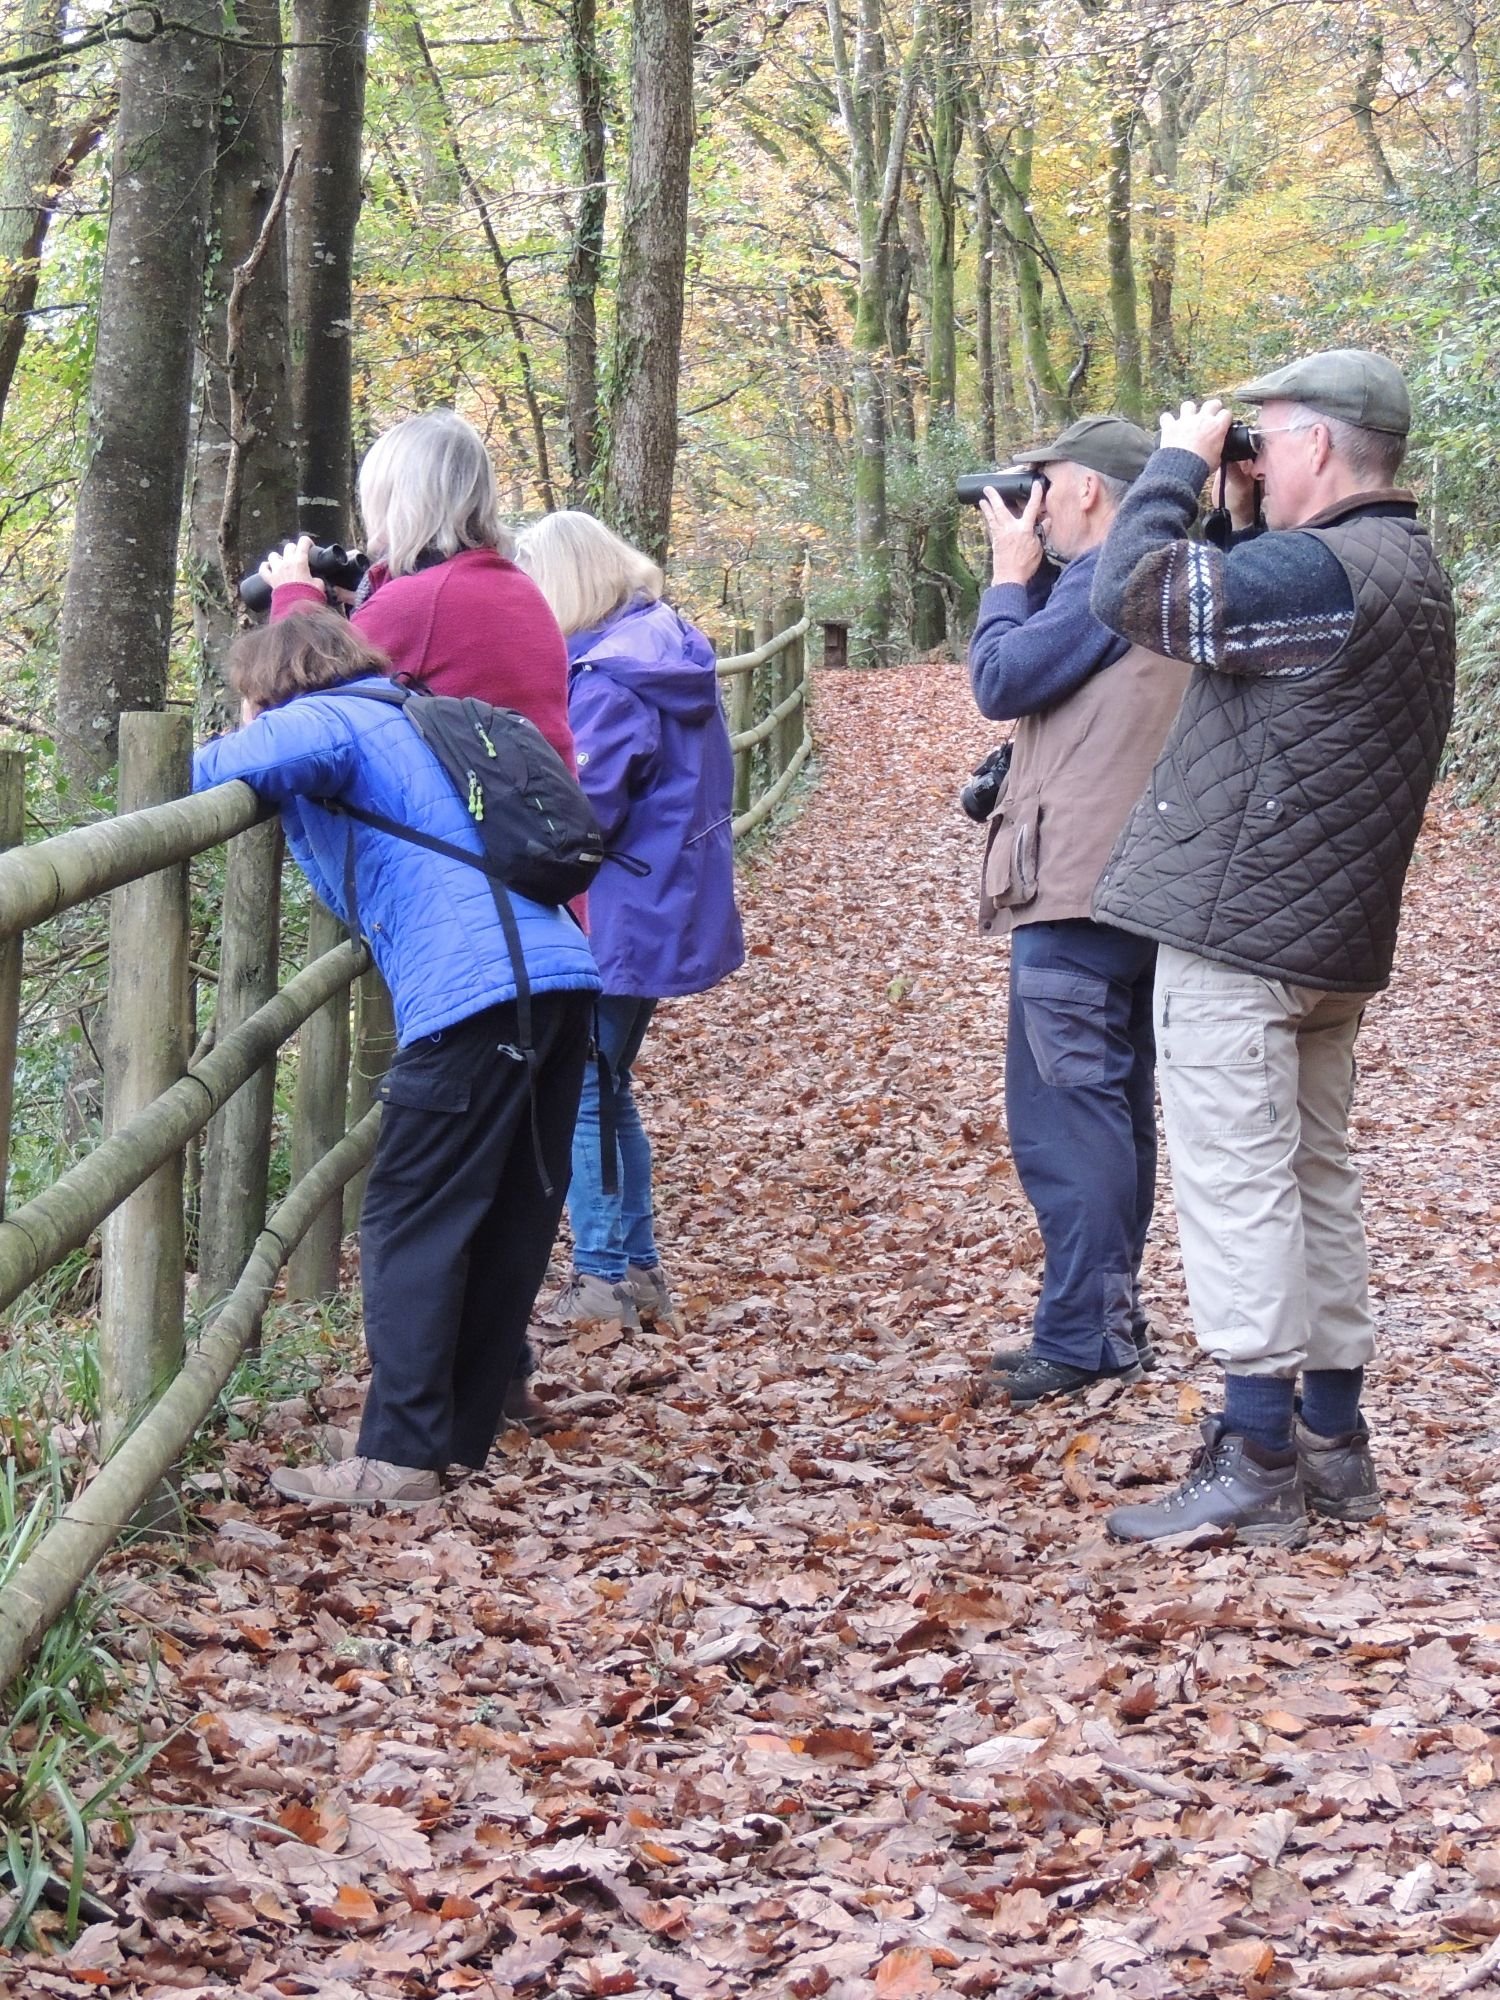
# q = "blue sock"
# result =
<box><xmin>1223</xmin><ymin>1374</ymin><xmax>1296</xmax><ymax>1454</ymax></box>
<box><xmin>1300</xmin><ymin>1367</ymin><xmax>1364</xmax><ymax>1439</ymax></box>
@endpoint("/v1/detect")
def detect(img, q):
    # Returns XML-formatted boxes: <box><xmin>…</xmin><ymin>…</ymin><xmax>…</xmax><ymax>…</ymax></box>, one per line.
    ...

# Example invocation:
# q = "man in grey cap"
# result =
<box><xmin>1089</xmin><ymin>348</ymin><xmax>1455</xmax><ymax>1544</ymax></box>
<box><xmin>968</xmin><ymin>416</ymin><xmax>1189</xmax><ymax>1409</ymax></box>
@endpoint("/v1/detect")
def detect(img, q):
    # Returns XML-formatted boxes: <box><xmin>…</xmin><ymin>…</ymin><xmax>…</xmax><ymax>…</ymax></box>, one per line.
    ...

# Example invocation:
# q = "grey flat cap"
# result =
<box><xmin>1013</xmin><ymin>415</ymin><xmax>1155</xmax><ymax>483</ymax></box>
<box><xmin>1232</xmin><ymin>348</ymin><xmax>1411</xmax><ymax>437</ymax></box>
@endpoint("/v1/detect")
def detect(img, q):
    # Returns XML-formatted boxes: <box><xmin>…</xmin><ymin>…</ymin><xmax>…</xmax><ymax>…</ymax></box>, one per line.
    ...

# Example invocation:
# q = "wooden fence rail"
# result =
<box><xmin>0</xmin><ymin>615</ymin><xmax>816</xmax><ymax>1690</ymax></box>
<box><xmin>717</xmin><ymin>598</ymin><xmax>812</xmax><ymax>838</ymax></box>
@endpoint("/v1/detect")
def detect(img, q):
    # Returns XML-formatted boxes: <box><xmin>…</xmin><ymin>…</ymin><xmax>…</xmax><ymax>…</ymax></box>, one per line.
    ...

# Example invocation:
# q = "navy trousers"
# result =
<box><xmin>1006</xmin><ymin>918</ymin><xmax>1159</xmax><ymax>1371</ymax></box>
<box><xmin>358</xmin><ymin>993</ymin><xmax>591</xmax><ymax>1471</ymax></box>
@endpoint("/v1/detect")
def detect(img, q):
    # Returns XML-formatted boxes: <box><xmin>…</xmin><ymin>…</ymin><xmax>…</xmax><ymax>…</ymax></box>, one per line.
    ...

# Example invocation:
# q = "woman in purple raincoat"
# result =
<box><xmin>516</xmin><ymin>512</ymin><xmax>744</xmax><ymax>1335</ymax></box>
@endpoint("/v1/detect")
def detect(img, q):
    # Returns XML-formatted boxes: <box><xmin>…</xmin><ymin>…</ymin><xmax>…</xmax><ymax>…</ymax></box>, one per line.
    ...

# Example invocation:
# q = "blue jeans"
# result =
<box><xmin>1007</xmin><ymin>919</ymin><xmax>1159</xmax><ymax>1371</ymax></box>
<box><xmin>568</xmin><ymin>996</ymin><xmax>659</xmax><ymax>1282</ymax></box>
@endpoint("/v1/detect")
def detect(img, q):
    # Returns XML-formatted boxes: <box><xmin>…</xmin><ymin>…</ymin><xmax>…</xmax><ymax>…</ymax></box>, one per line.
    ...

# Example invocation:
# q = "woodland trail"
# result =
<box><xmin>14</xmin><ymin>664</ymin><xmax>1500</xmax><ymax>1999</ymax></box>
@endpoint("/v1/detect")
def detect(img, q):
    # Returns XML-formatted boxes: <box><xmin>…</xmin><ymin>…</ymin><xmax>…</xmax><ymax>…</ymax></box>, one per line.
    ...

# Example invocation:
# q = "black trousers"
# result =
<box><xmin>357</xmin><ymin>992</ymin><xmax>591</xmax><ymax>1470</ymax></box>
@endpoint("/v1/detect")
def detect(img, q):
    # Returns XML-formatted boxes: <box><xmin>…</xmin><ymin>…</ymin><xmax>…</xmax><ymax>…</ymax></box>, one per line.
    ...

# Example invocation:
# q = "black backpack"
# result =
<box><xmin>314</xmin><ymin>680</ymin><xmax>623</xmax><ymax>1194</ymax></box>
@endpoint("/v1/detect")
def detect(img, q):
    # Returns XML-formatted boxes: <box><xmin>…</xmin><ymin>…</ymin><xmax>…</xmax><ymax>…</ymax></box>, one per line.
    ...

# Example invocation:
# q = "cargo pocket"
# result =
<box><xmin>980</xmin><ymin>798</ymin><xmax>1041</xmax><ymax>915</ymax></box>
<box><xmin>374</xmin><ymin>1046</ymin><xmax>474</xmax><ymax>1184</ymax></box>
<box><xmin>1155</xmin><ymin>1009</ymin><xmax>1272</xmax><ymax>1136</ymax></box>
<box><xmin>1015</xmin><ymin>966</ymin><xmax>1111</xmax><ymax>1087</ymax></box>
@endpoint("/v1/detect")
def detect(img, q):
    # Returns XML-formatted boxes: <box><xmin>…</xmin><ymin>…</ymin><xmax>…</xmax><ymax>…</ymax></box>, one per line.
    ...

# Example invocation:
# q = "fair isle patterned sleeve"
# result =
<box><xmin>1091</xmin><ymin>446</ymin><xmax>1355</xmax><ymax>679</ymax></box>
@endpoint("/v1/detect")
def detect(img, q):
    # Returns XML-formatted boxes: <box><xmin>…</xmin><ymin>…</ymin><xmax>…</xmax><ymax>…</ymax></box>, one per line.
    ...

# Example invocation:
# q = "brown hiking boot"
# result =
<box><xmin>546</xmin><ymin>1271</ymin><xmax>641</xmax><ymax>1333</ymax></box>
<box><xmin>269</xmin><ymin>1455</ymin><xmax>441</xmax><ymax>1510</ymax></box>
<box><xmin>1106</xmin><ymin>1419</ymin><xmax>1307</xmax><ymax>1548</ymax></box>
<box><xmin>1296</xmin><ymin>1414</ymin><xmax>1382</xmax><ymax>1521</ymax></box>
<box><xmin>627</xmin><ymin>1261</ymin><xmax>683</xmax><ymax>1333</ymax></box>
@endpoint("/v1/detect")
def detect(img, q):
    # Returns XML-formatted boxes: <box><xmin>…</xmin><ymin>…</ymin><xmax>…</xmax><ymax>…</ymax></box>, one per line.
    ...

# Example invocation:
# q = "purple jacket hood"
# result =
<box><xmin>567</xmin><ymin>598</ymin><xmax>744</xmax><ymax>999</ymax></box>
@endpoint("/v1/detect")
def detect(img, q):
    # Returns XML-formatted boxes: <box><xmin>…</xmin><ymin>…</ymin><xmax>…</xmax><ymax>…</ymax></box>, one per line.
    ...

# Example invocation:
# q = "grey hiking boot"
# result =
<box><xmin>547</xmin><ymin>1271</ymin><xmax>641</xmax><ymax>1333</ymax></box>
<box><xmin>1107</xmin><ymin>1418</ymin><xmax>1307</xmax><ymax>1547</ymax></box>
<box><xmin>627</xmin><ymin>1261</ymin><xmax>683</xmax><ymax>1333</ymax></box>
<box><xmin>1296</xmin><ymin>1414</ymin><xmax>1382</xmax><ymax>1521</ymax></box>
<box><xmin>269</xmin><ymin>1455</ymin><xmax>442</xmax><ymax>1511</ymax></box>
<box><xmin>982</xmin><ymin>1346</ymin><xmax>1144</xmax><ymax>1409</ymax></box>
<box><xmin>987</xmin><ymin>1319</ymin><xmax>1157</xmax><ymax>1380</ymax></box>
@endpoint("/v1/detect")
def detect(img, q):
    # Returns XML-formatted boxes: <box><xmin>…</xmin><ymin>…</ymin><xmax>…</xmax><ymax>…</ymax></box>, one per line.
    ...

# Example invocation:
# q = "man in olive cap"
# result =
<box><xmin>1089</xmin><ymin>348</ymin><xmax>1455</xmax><ymax>1544</ymax></box>
<box><xmin>968</xmin><ymin>416</ymin><xmax>1189</xmax><ymax>1408</ymax></box>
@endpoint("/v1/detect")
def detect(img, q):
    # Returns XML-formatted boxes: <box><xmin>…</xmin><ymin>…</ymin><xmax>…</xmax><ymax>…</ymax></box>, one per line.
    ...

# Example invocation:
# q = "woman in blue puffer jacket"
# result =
<box><xmin>194</xmin><ymin>608</ymin><xmax>599</xmax><ymax>1511</ymax></box>
<box><xmin>516</xmin><ymin>511</ymin><xmax>743</xmax><ymax>1339</ymax></box>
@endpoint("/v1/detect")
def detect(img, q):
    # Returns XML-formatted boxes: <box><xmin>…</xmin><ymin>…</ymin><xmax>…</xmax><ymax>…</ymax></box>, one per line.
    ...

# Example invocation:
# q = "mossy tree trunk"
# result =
<box><xmin>601</xmin><ymin>0</ymin><xmax>695</xmax><ymax>564</ymax></box>
<box><xmin>54</xmin><ymin>0</ymin><xmax>225</xmax><ymax>785</ymax></box>
<box><xmin>286</xmin><ymin>0</ymin><xmax>371</xmax><ymax>544</ymax></box>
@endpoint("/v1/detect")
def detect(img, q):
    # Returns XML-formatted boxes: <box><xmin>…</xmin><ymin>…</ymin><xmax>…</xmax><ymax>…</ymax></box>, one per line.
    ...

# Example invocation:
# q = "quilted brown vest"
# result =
<box><xmin>978</xmin><ymin>643</ymin><xmax>1190</xmax><ymax>935</ymax></box>
<box><xmin>1092</xmin><ymin>507</ymin><xmax>1455</xmax><ymax>991</ymax></box>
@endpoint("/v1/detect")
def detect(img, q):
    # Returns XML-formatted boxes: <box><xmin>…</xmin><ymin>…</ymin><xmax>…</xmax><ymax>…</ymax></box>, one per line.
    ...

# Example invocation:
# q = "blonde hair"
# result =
<box><xmin>514</xmin><ymin>510</ymin><xmax>663</xmax><ymax>636</ymax></box>
<box><xmin>357</xmin><ymin>411</ymin><xmax>511</xmax><ymax>576</ymax></box>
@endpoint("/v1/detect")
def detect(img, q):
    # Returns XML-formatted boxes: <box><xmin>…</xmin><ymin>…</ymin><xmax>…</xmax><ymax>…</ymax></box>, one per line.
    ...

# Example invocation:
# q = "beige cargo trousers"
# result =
<box><xmin>1153</xmin><ymin>944</ymin><xmax>1379</xmax><ymax>1376</ymax></box>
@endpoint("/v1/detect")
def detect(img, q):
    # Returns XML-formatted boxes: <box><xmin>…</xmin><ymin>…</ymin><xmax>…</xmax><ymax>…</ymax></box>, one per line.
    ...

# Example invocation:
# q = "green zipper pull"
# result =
<box><xmin>474</xmin><ymin>719</ymin><xmax>497</xmax><ymax>758</ymax></box>
<box><xmin>467</xmin><ymin>771</ymin><xmax>484</xmax><ymax>821</ymax></box>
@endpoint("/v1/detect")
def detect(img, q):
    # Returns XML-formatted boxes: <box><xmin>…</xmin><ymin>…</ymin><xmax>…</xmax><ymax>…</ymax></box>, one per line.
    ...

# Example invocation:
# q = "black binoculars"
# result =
<box><xmin>239</xmin><ymin>542</ymin><xmax>371</xmax><ymax>614</ymax></box>
<box><xmin>1221</xmin><ymin>421</ymin><xmax>1258</xmax><ymax>463</ymax></box>
<box><xmin>955</xmin><ymin>468</ymin><xmax>1050</xmax><ymax>512</ymax></box>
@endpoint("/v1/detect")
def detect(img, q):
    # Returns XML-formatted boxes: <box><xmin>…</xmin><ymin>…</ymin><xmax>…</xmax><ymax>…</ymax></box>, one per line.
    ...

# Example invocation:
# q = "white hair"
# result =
<box><xmin>357</xmin><ymin>411</ymin><xmax>511</xmax><ymax>576</ymax></box>
<box><xmin>513</xmin><ymin>510</ymin><xmax>663</xmax><ymax>637</ymax></box>
<box><xmin>1285</xmin><ymin>403</ymin><xmax>1407</xmax><ymax>486</ymax></box>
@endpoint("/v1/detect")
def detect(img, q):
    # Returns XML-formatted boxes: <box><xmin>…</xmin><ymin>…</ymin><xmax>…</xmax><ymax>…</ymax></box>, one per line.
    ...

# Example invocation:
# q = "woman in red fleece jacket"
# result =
<box><xmin>261</xmin><ymin>409</ymin><xmax>575</xmax><ymax>769</ymax></box>
<box><xmin>256</xmin><ymin>409</ymin><xmax>580</xmax><ymax>1437</ymax></box>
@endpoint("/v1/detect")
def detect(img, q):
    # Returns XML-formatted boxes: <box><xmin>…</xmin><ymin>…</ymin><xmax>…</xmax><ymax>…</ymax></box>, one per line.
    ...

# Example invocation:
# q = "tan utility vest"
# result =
<box><xmin>979</xmin><ymin>642</ymin><xmax>1190</xmax><ymax>936</ymax></box>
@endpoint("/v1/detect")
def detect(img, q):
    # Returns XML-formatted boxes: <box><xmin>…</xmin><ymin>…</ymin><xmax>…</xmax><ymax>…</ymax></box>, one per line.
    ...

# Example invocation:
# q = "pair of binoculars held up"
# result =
<box><xmin>238</xmin><ymin>542</ymin><xmax>371</xmax><ymax>614</ymax></box>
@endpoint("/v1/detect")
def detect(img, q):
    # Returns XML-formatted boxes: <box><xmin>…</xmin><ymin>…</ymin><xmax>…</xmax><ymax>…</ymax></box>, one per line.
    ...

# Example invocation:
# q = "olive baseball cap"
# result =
<box><xmin>1012</xmin><ymin>414</ymin><xmax>1155</xmax><ymax>483</ymax></box>
<box><xmin>1231</xmin><ymin>347</ymin><xmax>1410</xmax><ymax>437</ymax></box>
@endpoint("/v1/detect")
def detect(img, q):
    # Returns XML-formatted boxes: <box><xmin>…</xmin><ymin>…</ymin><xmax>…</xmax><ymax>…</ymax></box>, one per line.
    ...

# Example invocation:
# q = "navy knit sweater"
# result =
<box><xmin>1088</xmin><ymin>447</ymin><xmax>1401</xmax><ymax>675</ymax></box>
<box><xmin>968</xmin><ymin>545</ymin><xmax>1128</xmax><ymax>721</ymax></box>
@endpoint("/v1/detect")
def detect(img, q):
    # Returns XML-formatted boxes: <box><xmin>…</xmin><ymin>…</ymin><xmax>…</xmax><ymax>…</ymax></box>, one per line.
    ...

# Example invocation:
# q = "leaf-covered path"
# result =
<box><xmin>15</xmin><ymin>665</ymin><xmax>1500</xmax><ymax>1999</ymax></box>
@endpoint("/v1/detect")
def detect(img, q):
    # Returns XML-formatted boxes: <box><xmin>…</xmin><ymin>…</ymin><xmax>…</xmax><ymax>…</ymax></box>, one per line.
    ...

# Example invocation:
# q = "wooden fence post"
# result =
<box><xmin>198</xmin><ymin>818</ymin><xmax>284</xmax><ymax>1307</ymax></box>
<box><xmin>775</xmin><ymin>596</ymin><xmax>803</xmax><ymax>779</ymax></box>
<box><xmin>753</xmin><ymin>606</ymin><xmax>774</xmax><ymax>796</ymax></box>
<box><xmin>0</xmin><ymin>750</ymin><xmax>23</xmax><ymax>1219</ymax></box>
<box><xmin>287</xmin><ymin>899</ymin><xmax>351</xmax><ymax>1299</ymax></box>
<box><xmin>100</xmin><ymin>714</ymin><xmax>192</xmax><ymax>1459</ymax></box>
<box><xmin>344</xmin><ymin>964</ymin><xmax>394</xmax><ymax>1232</ymax></box>
<box><xmin>729</xmin><ymin>621</ymin><xmax>753</xmax><ymax>817</ymax></box>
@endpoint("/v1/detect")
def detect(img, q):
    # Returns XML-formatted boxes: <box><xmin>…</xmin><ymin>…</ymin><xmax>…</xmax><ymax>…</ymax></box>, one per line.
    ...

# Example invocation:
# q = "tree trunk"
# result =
<box><xmin>913</xmin><ymin>0</ymin><xmax>977</xmax><ymax>654</ymax></box>
<box><xmin>565</xmin><ymin>0</ymin><xmax>608</xmax><ymax>500</ymax></box>
<box><xmin>54</xmin><ymin>0</ymin><xmax>225</xmax><ymax>785</ymax></box>
<box><xmin>997</xmin><ymin>4</ymin><xmax>1068</xmax><ymax>427</ymax></box>
<box><xmin>190</xmin><ymin>0</ymin><xmax>300</xmax><ymax>735</ymax></box>
<box><xmin>601</xmin><ymin>0</ymin><xmax>695</xmax><ymax>565</ymax></box>
<box><xmin>1105</xmin><ymin>99</ymin><xmax>1143</xmax><ymax>422</ymax></box>
<box><xmin>286</xmin><ymin>0</ymin><xmax>371</xmax><ymax>544</ymax></box>
<box><xmin>825</xmin><ymin>0</ymin><xmax>927</xmax><ymax>665</ymax></box>
<box><xmin>1144</xmin><ymin>64</ymin><xmax>1185</xmax><ymax>404</ymax></box>
<box><xmin>1350</xmin><ymin>28</ymin><xmax>1401</xmax><ymax>198</ymax></box>
<box><xmin>0</xmin><ymin>1</ymin><xmax>111</xmax><ymax>436</ymax></box>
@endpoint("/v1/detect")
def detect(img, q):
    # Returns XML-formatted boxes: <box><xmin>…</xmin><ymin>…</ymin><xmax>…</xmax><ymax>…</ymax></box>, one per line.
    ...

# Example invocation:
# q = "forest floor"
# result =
<box><xmin>8</xmin><ymin>663</ymin><xmax>1500</xmax><ymax>2000</ymax></box>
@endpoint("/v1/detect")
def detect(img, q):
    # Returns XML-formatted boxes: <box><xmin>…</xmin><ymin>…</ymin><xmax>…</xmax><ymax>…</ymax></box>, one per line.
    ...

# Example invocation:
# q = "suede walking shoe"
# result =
<box><xmin>987</xmin><ymin>1319</ymin><xmax>1158</xmax><ymax>1380</ymax></box>
<box><xmin>546</xmin><ymin>1271</ymin><xmax>642</xmax><ymax>1333</ymax></box>
<box><xmin>313</xmin><ymin>1423</ymin><xmax>359</xmax><ymax>1462</ymax></box>
<box><xmin>1296</xmin><ymin>1414</ymin><xmax>1382</xmax><ymax>1521</ymax></box>
<box><xmin>985</xmin><ymin>1346</ymin><xmax>1144</xmax><ymax>1409</ymax></box>
<box><xmin>627</xmin><ymin>1261</ymin><xmax>683</xmax><ymax>1333</ymax></box>
<box><xmin>269</xmin><ymin>1454</ymin><xmax>442</xmax><ymax>1510</ymax></box>
<box><xmin>1106</xmin><ymin>1419</ymin><xmax>1307</xmax><ymax>1547</ymax></box>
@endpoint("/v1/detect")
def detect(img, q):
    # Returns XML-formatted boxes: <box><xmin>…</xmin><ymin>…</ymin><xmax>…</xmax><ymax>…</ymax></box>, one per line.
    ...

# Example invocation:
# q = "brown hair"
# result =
<box><xmin>228</xmin><ymin>609</ymin><xmax>392</xmax><ymax>714</ymax></box>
